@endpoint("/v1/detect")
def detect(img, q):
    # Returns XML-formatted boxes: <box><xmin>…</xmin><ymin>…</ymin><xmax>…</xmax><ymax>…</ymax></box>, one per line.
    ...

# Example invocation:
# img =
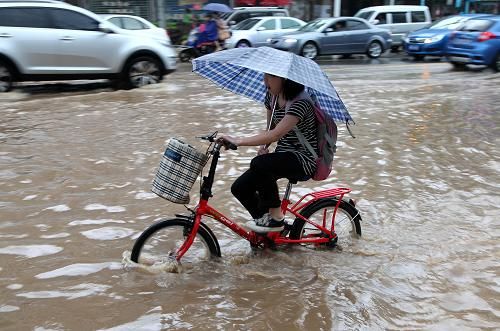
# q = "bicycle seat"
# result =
<box><xmin>287</xmin><ymin>175</ymin><xmax>310</xmax><ymax>184</ymax></box>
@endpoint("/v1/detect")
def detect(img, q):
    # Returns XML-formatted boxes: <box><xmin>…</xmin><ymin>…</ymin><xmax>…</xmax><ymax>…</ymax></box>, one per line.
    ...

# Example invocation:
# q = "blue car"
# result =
<box><xmin>404</xmin><ymin>14</ymin><xmax>492</xmax><ymax>60</ymax></box>
<box><xmin>446</xmin><ymin>16</ymin><xmax>500</xmax><ymax>72</ymax></box>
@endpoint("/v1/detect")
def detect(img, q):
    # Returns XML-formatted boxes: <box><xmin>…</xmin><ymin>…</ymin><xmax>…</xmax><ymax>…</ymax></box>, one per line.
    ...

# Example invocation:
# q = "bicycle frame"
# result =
<box><xmin>176</xmin><ymin>140</ymin><xmax>351</xmax><ymax>261</ymax></box>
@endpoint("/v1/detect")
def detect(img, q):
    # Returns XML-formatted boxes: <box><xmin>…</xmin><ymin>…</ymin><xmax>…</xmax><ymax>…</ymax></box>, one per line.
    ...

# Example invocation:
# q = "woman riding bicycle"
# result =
<box><xmin>220</xmin><ymin>74</ymin><xmax>318</xmax><ymax>233</ymax></box>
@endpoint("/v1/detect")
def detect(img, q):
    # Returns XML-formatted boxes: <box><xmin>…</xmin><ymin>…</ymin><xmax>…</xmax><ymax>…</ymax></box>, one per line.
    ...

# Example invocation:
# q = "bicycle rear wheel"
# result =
<box><xmin>290</xmin><ymin>198</ymin><xmax>362</xmax><ymax>248</ymax></box>
<box><xmin>131</xmin><ymin>218</ymin><xmax>220</xmax><ymax>265</ymax></box>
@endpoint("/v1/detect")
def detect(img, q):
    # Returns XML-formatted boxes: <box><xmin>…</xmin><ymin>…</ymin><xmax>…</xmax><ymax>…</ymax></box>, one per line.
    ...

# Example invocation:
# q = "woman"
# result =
<box><xmin>220</xmin><ymin>73</ymin><xmax>318</xmax><ymax>233</ymax></box>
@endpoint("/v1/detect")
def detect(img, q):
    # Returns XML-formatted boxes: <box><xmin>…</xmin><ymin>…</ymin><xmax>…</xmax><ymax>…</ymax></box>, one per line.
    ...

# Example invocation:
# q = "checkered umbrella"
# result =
<box><xmin>192</xmin><ymin>46</ymin><xmax>353</xmax><ymax>124</ymax></box>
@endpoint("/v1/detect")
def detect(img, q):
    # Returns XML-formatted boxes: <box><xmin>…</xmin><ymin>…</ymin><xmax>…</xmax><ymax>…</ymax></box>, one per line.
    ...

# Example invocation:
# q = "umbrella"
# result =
<box><xmin>192</xmin><ymin>46</ymin><xmax>353</xmax><ymax>124</ymax></box>
<box><xmin>202</xmin><ymin>3</ymin><xmax>232</xmax><ymax>13</ymax></box>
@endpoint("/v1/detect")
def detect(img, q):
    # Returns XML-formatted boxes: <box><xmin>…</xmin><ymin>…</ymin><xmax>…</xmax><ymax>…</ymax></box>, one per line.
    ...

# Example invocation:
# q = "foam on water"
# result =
<box><xmin>80</xmin><ymin>227</ymin><xmax>134</xmax><ymax>240</ymax></box>
<box><xmin>0</xmin><ymin>245</ymin><xmax>63</xmax><ymax>258</ymax></box>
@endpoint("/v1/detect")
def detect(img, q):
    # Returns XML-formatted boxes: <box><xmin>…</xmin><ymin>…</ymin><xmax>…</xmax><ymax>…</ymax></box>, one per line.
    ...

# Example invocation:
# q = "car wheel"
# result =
<box><xmin>0</xmin><ymin>60</ymin><xmax>14</xmax><ymax>92</ymax></box>
<box><xmin>179</xmin><ymin>50</ymin><xmax>192</xmax><ymax>63</ymax></box>
<box><xmin>451</xmin><ymin>61</ymin><xmax>466</xmax><ymax>70</ymax></box>
<box><xmin>301</xmin><ymin>42</ymin><xmax>318</xmax><ymax>60</ymax></box>
<box><xmin>236</xmin><ymin>40</ymin><xmax>251</xmax><ymax>48</ymax></box>
<box><xmin>413</xmin><ymin>55</ymin><xmax>425</xmax><ymax>61</ymax></box>
<box><xmin>122</xmin><ymin>56</ymin><xmax>163</xmax><ymax>89</ymax></box>
<box><xmin>491</xmin><ymin>52</ymin><xmax>500</xmax><ymax>72</ymax></box>
<box><xmin>366</xmin><ymin>41</ymin><xmax>382</xmax><ymax>59</ymax></box>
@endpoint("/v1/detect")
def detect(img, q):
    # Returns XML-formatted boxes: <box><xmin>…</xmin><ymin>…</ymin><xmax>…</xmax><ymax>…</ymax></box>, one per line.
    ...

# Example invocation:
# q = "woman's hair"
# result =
<box><xmin>282</xmin><ymin>79</ymin><xmax>305</xmax><ymax>101</ymax></box>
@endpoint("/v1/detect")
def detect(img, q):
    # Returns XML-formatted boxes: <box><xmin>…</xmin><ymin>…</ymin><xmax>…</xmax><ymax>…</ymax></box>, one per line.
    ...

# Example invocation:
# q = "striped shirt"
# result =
<box><xmin>264</xmin><ymin>92</ymin><xmax>318</xmax><ymax>176</ymax></box>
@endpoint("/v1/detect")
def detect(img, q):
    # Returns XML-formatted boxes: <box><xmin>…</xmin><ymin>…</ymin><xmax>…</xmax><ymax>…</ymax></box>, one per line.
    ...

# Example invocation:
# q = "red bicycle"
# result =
<box><xmin>131</xmin><ymin>133</ymin><xmax>362</xmax><ymax>265</ymax></box>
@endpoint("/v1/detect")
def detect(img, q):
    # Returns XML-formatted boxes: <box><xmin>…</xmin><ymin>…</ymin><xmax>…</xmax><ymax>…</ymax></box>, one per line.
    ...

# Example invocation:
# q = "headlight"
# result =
<box><xmin>424</xmin><ymin>35</ymin><xmax>444</xmax><ymax>44</ymax></box>
<box><xmin>284</xmin><ymin>38</ymin><xmax>298</xmax><ymax>44</ymax></box>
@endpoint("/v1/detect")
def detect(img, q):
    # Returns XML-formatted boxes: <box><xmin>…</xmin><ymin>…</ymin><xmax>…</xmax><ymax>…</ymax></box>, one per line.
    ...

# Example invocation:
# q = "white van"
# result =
<box><xmin>355</xmin><ymin>5</ymin><xmax>431</xmax><ymax>50</ymax></box>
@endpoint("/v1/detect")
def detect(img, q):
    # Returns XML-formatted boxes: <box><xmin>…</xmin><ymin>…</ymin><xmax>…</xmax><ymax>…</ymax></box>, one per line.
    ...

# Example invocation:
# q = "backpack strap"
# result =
<box><xmin>284</xmin><ymin>91</ymin><xmax>319</xmax><ymax>159</ymax></box>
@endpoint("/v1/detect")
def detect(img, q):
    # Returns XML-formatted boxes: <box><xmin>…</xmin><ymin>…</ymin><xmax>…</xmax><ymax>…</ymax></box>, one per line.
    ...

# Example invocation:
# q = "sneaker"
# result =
<box><xmin>246</xmin><ymin>213</ymin><xmax>284</xmax><ymax>233</ymax></box>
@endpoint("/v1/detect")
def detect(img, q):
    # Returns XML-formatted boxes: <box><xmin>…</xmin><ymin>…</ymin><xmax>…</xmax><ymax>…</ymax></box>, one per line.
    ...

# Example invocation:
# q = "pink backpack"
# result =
<box><xmin>274</xmin><ymin>92</ymin><xmax>338</xmax><ymax>181</ymax></box>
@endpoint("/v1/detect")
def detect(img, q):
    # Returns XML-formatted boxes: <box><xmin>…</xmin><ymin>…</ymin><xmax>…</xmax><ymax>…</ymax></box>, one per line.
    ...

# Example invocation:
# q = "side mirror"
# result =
<box><xmin>229</xmin><ymin>20</ymin><xmax>236</xmax><ymax>26</ymax></box>
<box><xmin>373</xmin><ymin>19</ymin><xmax>380</xmax><ymax>25</ymax></box>
<box><xmin>324</xmin><ymin>27</ymin><xmax>333</xmax><ymax>33</ymax></box>
<box><xmin>256</xmin><ymin>26</ymin><xmax>266</xmax><ymax>31</ymax></box>
<box><xmin>98</xmin><ymin>23</ymin><xmax>114</xmax><ymax>33</ymax></box>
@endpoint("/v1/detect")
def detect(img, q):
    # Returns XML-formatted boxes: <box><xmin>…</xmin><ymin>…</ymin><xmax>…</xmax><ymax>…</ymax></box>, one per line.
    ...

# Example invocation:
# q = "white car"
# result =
<box><xmin>101</xmin><ymin>14</ymin><xmax>171</xmax><ymax>45</ymax></box>
<box><xmin>0</xmin><ymin>1</ymin><xmax>176</xmax><ymax>92</ymax></box>
<box><xmin>225</xmin><ymin>16</ymin><xmax>306</xmax><ymax>48</ymax></box>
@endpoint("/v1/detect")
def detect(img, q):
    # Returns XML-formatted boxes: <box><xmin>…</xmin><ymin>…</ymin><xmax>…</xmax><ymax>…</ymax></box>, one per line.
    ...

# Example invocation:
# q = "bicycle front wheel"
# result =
<box><xmin>290</xmin><ymin>198</ymin><xmax>362</xmax><ymax>248</ymax></box>
<box><xmin>130</xmin><ymin>218</ymin><xmax>220</xmax><ymax>265</ymax></box>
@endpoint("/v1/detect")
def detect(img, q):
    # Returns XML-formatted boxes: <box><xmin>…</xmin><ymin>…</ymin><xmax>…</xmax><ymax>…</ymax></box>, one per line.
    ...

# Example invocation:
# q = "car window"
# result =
<box><xmin>122</xmin><ymin>17</ymin><xmax>147</xmax><ymax>30</ymax></box>
<box><xmin>49</xmin><ymin>8</ymin><xmax>99</xmax><ymax>31</ymax></box>
<box><xmin>0</xmin><ymin>7</ymin><xmax>50</xmax><ymax>28</ymax></box>
<box><xmin>280</xmin><ymin>18</ymin><xmax>301</xmax><ymax>29</ymax></box>
<box><xmin>232</xmin><ymin>18</ymin><xmax>259</xmax><ymax>30</ymax></box>
<box><xmin>459</xmin><ymin>19</ymin><xmax>494</xmax><ymax>32</ymax></box>
<box><xmin>232</xmin><ymin>13</ymin><xmax>249</xmax><ymax>24</ymax></box>
<box><xmin>391</xmin><ymin>12</ymin><xmax>408</xmax><ymax>24</ymax></box>
<box><xmin>345</xmin><ymin>20</ymin><xmax>369</xmax><ymax>30</ymax></box>
<box><xmin>429</xmin><ymin>16</ymin><xmax>468</xmax><ymax>30</ymax></box>
<box><xmin>108</xmin><ymin>17</ymin><xmax>123</xmax><ymax>28</ymax></box>
<box><xmin>411</xmin><ymin>11</ymin><xmax>426</xmax><ymax>23</ymax></box>
<box><xmin>329</xmin><ymin>20</ymin><xmax>346</xmax><ymax>31</ymax></box>
<box><xmin>355</xmin><ymin>11</ymin><xmax>374</xmax><ymax>20</ymax></box>
<box><xmin>298</xmin><ymin>19</ymin><xmax>329</xmax><ymax>32</ymax></box>
<box><xmin>259</xmin><ymin>19</ymin><xmax>276</xmax><ymax>30</ymax></box>
<box><xmin>375</xmin><ymin>13</ymin><xmax>387</xmax><ymax>24</ymax></box>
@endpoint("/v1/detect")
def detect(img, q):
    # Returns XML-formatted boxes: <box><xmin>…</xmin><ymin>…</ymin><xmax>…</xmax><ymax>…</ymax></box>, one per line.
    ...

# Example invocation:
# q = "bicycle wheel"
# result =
<box><xmin>131</xmin><ymin>218</ymin><xmax>220</xmax><ymax>265</ymax></box>
<box><xmin>290</xmin><ymin>198</ymin><xmax>362</xmax><ymax>247</ymax></box>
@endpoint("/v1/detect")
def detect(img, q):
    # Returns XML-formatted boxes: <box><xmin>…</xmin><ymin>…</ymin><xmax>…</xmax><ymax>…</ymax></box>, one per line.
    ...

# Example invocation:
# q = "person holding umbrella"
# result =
<box><xmin>192</xmin><ymin>47</ymin><xmax>353</xmax><ymax>233</ymax></box>
<box><xmin>220</xmin><ymin>74</ymin><xmax>318</xmax><ymax>233</ymax></box>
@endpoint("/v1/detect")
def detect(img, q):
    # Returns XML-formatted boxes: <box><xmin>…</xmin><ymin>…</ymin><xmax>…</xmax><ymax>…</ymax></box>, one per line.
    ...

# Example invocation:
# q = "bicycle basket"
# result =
<box><xmin>151</xmin><ymin>138</ymin><xmax>208</xmax><ymax>204</ymax></box>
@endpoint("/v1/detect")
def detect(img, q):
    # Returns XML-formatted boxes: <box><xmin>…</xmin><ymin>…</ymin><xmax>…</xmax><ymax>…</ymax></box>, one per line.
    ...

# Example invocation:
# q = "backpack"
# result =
<box><xmin>273</xmin><ymin>91</ymin><xmax>338</xmax><ymax>181</ymax></box>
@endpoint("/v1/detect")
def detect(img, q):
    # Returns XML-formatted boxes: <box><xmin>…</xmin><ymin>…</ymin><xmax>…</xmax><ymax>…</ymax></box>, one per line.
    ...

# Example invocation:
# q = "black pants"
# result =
<box><xmin>231</xmin><ymin>152</ymin><xmax>307</xmax><ymax>219</ymax></box>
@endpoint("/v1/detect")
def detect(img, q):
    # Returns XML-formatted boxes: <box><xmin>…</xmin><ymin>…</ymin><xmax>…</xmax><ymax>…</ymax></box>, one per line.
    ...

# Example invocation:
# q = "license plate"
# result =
<box><xmin>408</xmin><ymin>45</ymin><xmax>420</xmax><ymax>51</ymax></box>
<box><xmin>454</xmin><ymin>38</ymin><xmax>471</xmax><ymax>45</ymax></box>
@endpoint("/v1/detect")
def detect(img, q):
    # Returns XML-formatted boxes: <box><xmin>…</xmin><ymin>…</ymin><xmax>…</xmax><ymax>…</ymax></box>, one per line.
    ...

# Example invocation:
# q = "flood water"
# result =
<box><xmin>1</xmin><ymin>62</ymin><xmax>499</xmax><ymax>330</ymax></box>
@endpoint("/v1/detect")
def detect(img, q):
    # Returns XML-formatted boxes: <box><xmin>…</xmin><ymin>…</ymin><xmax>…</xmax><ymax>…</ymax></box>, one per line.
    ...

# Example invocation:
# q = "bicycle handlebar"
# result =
<box><xmin>198</xmin><ymin>132</ymin><xmax>238</xmax><ymax>151</ymax></box>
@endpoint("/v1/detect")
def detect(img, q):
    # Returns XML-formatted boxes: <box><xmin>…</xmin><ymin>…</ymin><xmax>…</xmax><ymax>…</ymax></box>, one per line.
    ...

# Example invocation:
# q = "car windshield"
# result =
<box><xmin>355</xmin><ymin>11</ymin><xmax>374</xmax><ymax>20</ymax></box>
<box><xmin>459</xmin><ymin>19</ymin><xmax>493</xmax><ymax>32</ymax></box>
<box><xmin>429</xmin><ymin>16</ymin><xmax>468</xmax><ymax>30</ymax></box>
<box><xmin>297</xmin><ymin>19</ymin><xmax>330</xmax><ymax>32</ymax></box>
<box><xmin>232</xmin><ymin>18</ymin><xmax>260</xmax><ymax>30</ymax></box>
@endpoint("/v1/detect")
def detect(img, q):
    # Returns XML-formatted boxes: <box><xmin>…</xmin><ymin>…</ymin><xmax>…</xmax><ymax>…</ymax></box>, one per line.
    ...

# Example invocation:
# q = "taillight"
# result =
<box><xmin>477</xmin><ymin>31</ymin><xmax>496</xmax><ymax>42</ymax></box>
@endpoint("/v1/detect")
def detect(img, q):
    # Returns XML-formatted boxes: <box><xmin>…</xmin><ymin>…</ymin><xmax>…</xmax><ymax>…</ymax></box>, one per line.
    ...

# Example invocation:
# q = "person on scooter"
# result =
<box><xmin>195</xmin><ymin>13</ymin><xmax>218</xmax><ymax>54</ymax></box>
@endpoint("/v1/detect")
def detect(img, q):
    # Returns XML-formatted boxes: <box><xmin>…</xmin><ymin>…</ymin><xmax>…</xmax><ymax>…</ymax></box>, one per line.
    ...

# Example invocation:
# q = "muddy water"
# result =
<box><xmin>1</xmin><ymin>62</ymin><xmax>499</xmax><ymax>330</ymax></box>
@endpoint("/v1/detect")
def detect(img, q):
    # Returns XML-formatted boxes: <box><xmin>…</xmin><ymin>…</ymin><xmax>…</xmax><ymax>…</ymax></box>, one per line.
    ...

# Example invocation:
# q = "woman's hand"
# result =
<box><xmin>218</xmin><ymin>134</ymin><xmax>239</xmax><ymax>150</ymax></box>
<box><xmin>257</xmin><ymin>145</ymin><xmax>269</xmax><ymax>155</ymax></box>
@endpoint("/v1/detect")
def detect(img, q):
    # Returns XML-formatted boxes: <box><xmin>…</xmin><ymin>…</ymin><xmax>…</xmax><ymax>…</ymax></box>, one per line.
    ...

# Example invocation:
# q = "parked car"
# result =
<box><xmin>220</xmin><ymin>6</ymin><xmax>289</xmax><ymax>27</ymax></box>
<box><xmin>101</xmin><ymin>14</ymin><xmax>171</xmax><ymax>45</ymax></box>
<box><xmin>404</xmin><ymin>14</ymin><xmax>493</xmax><ymax>60</ymax></box>
<box><xmin>0</xmin><ymin>0</ymin><xmax>176</xmax><ymax>92</ymax></box>
<box><xmin>445</xmin><ymin>16</ymin><xmax>500</xmax><ymax>72</ymax></box>
<box><xmin>225</xmin><ymin>16</ymin><xmax>305</xmax><ymax>48</ymax></box>
<box><xmin>355</xmin><ymin>5</ymin><xmax>431</xmax><ymax>51</ymax></box>
<box><xmin>269</xmin><ymin>17</ymin><xmax>392</xmax><ymax>60</ymax></box>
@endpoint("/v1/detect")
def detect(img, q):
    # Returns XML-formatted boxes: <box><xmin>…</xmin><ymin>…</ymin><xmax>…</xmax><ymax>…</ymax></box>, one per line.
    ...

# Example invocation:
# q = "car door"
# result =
<box><xmin>252</xmin><ymin>18</ymin><xmax>278</xmax><ymax>47</ymax></box>
<box><xmin>48</xmin><ymin>8</ymin><xmax>124</xmax><ymax>73</ymax></box>
<box><xmin>342</xmin><ymin>19</ymin><xmax>373</xmax><ymax>53</ymax></box>
<box><xmin>388</xmin><ymin>11</ymin><xmax>409</xmax><ymax>44</ymax></box>
<box><xmin>0</xmin><ymin>7</ymin><xmax>58</xmax><ymax>74</ymax></box>
<box><xmin>320</xmin><ymin>20</ymin><xmax>348</xmax><ymax>54</ymax></box>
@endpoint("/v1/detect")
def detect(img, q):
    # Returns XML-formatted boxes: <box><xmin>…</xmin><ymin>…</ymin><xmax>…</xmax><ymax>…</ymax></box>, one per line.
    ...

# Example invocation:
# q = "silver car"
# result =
<box><xmin>269</xmin><ymin>17</ymin><xmax>392</xmax><ymax>60</ymax></box>
<box><xmin>225</xmin><ymin>16</ymin><xmax>306</xmax><ymax>49</ymax></box>
<box><xmin>0</xmin><ymin>0</ymin><xmax>176</xmax><ymax>92</ymax></box>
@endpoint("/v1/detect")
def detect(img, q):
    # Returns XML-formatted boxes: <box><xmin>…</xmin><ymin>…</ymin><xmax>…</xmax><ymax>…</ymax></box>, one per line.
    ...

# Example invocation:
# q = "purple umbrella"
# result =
<box><xmin>202</xmin><ymin>3</ymin><xmax>232</xmax><ymax>13</ymax></box>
